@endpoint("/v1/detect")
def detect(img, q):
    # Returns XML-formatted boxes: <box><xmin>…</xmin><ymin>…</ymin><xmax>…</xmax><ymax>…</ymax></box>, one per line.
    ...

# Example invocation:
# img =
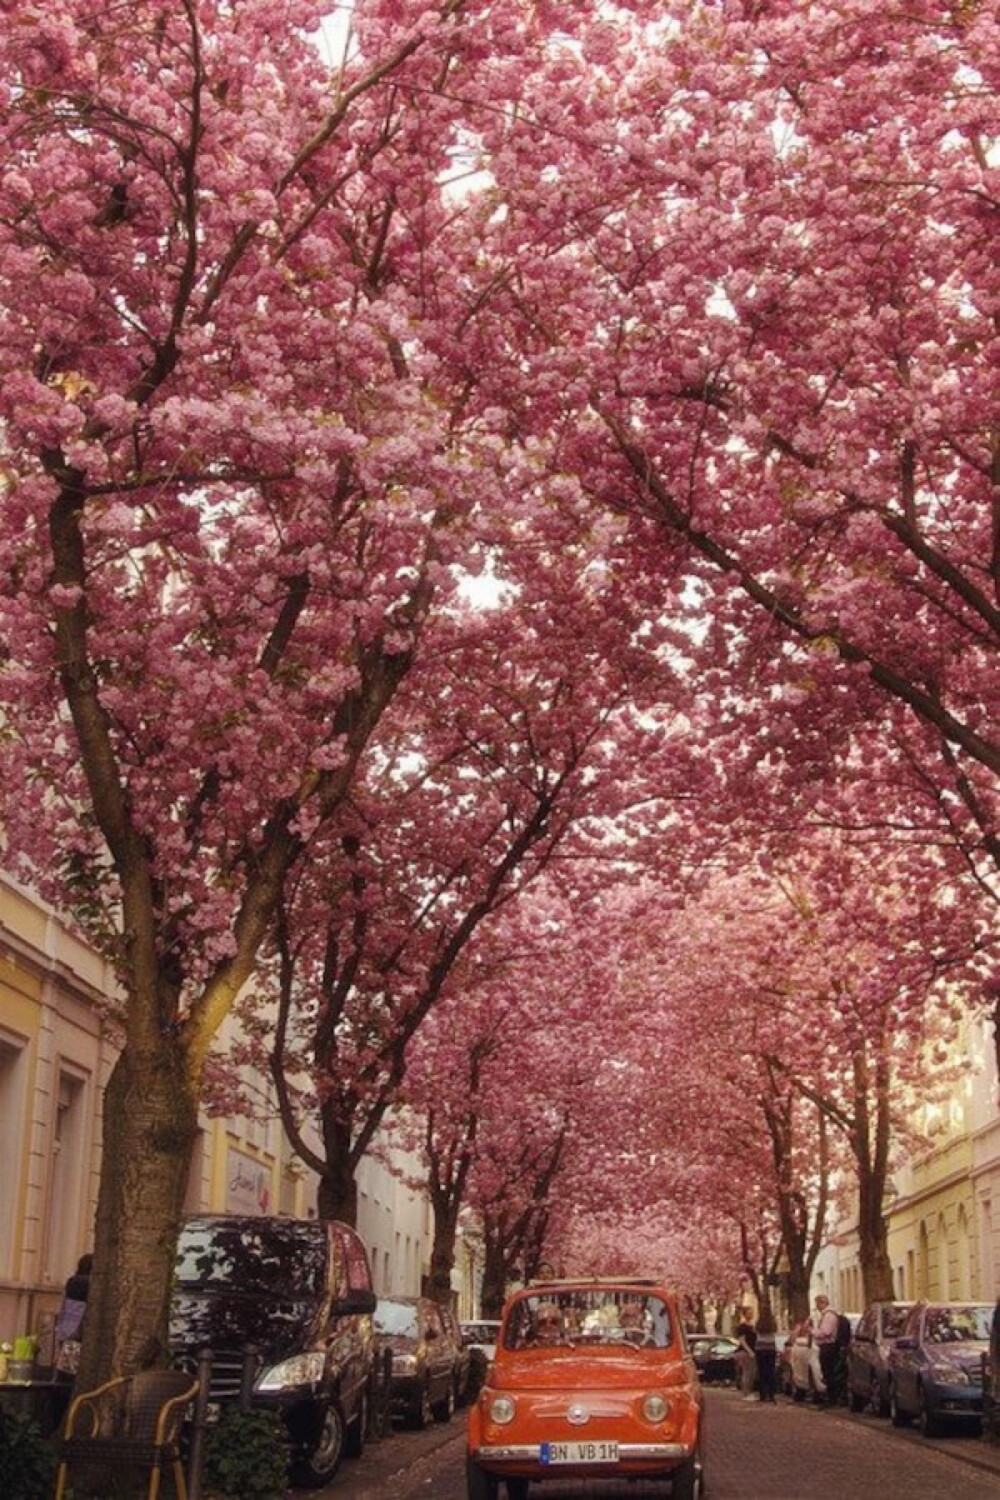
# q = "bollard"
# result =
<box><xmin>240</xmin><ymin>1344</ymin><xmax>258</xmax><ymax>1413</ymax></box>
<box><xmin>186</xmin><ymin>1349</ymin><xmax>213</xmax><ymax>1500</ymax></box>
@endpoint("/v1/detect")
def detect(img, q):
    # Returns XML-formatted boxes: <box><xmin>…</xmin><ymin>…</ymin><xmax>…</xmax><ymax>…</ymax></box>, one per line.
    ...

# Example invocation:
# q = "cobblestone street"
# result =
<box><xmin>318</xmin><ymin>1389</ymin><xmax>1000</xmax><ymax>1499</ymax></box>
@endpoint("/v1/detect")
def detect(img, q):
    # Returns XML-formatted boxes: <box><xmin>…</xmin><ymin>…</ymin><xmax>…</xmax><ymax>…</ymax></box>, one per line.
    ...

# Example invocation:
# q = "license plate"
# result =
<box><xmin>540</xmin><ymin>1440</ymin><xmax>619</xmax><ymax>1464</ymax></box>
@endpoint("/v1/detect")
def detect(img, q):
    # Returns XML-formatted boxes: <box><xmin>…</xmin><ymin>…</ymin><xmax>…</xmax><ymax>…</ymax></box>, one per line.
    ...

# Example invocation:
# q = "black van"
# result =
<box><xmin>170</xmin><ymin>1214</ymin><xmax>376</xmax><ymax>1487</ymax></box>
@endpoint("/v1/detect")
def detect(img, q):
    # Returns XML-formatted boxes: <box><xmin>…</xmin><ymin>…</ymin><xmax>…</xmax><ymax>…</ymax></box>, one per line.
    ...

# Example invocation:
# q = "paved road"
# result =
<box><xmin>317</xmin><ymin>1388</ymin><xmax>1000</xmax><ymax>1499</ymax></box>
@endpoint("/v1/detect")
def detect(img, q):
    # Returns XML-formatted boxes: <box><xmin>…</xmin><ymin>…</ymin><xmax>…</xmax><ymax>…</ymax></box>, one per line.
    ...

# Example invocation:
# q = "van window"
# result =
<box><xmin>375</xmin><ymin>1300</ymin><xmax>419</xmax><ymax>1337</ymax></box>
<box><xmin>176</xmin><ymin>1221</ymin><xmax>326</xmax><ymax>1298</ymax></box>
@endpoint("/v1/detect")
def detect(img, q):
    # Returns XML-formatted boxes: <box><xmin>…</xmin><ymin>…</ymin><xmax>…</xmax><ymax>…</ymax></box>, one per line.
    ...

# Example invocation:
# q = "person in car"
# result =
<box><xmin>619</xmin><ymin>1300</ymin><xmax>653</xmax><ymax>1343</ymax></box>
<box><xmin>531</xmin><ymin>1302</ymin><xmax>565</xmax><ymax>1345</ymax></box>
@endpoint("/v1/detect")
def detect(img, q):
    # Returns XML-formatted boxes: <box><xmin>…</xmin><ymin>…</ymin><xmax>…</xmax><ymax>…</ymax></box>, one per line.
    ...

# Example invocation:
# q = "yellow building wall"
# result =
<box><xmin>886</xmin><ymin>1134</ymin><xmax>978</xmax><ymax>1301</ymax></box>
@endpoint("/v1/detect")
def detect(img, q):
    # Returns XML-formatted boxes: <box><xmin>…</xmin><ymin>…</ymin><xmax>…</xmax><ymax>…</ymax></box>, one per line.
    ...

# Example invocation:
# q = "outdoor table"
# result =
<box><xmin>0</xmin><ymin>1375</ymin><xmax>62</xmax><ymax>1432</ymax></box>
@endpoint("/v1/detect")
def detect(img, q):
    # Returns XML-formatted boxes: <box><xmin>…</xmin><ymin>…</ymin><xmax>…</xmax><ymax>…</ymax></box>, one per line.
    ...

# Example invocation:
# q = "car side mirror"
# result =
<box><xmin>335</xmin><ymin>1289</ymin><xmax>377</xmax><ymax>1316</ymax></box>
<box><xmin>893</xmin><ymin>1336</ymin><xmax>916</xmax><ymax>1351</ymax></box>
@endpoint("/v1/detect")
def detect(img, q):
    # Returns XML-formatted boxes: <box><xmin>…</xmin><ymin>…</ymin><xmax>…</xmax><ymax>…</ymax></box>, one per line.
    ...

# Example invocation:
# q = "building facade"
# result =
<box><xmin>813</xmin><ymin>1020</ymin><xmax>995</xmax><ymax>1311</ymax></box>
<box><xmin>0</xmin><ymin>872</ymin><xmax>433</xmax><ymax>1349</ymax></box>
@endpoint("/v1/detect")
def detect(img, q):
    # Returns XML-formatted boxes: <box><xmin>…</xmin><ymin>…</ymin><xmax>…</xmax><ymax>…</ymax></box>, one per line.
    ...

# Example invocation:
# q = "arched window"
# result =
<box><xmin>937</xmin><ymin>1214</ymin><xmax>950</xmax><ymax>1300</ymax></box>
<box><xmin>956</xmin><ymin>1207</ymin><xmax>972</xmax><ymax>1300</ymax></box>
<box><xmin>918</xmin><ymin>1222</ymin><xmax>930</xmax><ymax>1299</ymax></box>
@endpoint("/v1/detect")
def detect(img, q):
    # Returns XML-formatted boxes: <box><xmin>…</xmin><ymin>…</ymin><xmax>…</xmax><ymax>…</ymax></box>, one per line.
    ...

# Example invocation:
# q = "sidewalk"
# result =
<box><xmin>799</xmin><ymin>1397</ymin><xmax>1000</xmax><ymax>1484</ymax></box>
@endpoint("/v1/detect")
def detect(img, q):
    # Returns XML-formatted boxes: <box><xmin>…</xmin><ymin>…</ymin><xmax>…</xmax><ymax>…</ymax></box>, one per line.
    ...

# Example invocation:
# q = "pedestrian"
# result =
<box><xmin>811</xmin><ymin>1293</ymin><xmax>840</xmax><ymax>1405</ymax></box>
<box><xmin>755</xmin><ymin>1305</ymin><xmax>778</xmax><ymax>1403</ymax></box>
<box><xmin>736</xmin><ymin>1304</ymin><xmax>758</xmax><ymax>1400</ymax></box>
<box><xmin>52</xmin><ymin>1252</ymin><xmax>92</xmax><ymax>1428</ymax></box>
<box><xmin>54</xmin><ymin>1252</ymin><xmax>91</xmax><ymax>1375</ymax></box>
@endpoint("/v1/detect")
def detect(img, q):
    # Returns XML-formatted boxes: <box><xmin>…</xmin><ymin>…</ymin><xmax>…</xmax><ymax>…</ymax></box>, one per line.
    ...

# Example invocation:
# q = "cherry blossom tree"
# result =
<box><xmin>0</xmin><ymin>0</ymin><xmax>624</xmax><ymax>1383</ymax></box>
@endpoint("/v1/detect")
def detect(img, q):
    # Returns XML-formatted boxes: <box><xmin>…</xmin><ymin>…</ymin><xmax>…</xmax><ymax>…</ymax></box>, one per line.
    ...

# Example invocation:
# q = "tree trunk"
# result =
<box><xmin>78</xmin><ymin>1041</ymin><xmax>198</xmax><ymax>1389</ymax></box>
<box><xmin>317</xmin><ymin>1106</ymin><xmax>358</xmax><ymax>1224</ymax></box>
<box><xmin>427</xmin><ymin>1202</ymin><xmax>459</xmax><ymax>1305</ymax></box>
<box><xmin>857</xmin><ymin>1171</ymin><xmax>894</xmax><ymax>1304</ymax></box>
<box><xmin>480</xmin><ymin>1234</ymin><xmax>508</xmax><ymax>1319</ymax></box>
<box><xmin>785</xmin><ymin>1263</ymin><xmax>811</xmax><ymax>1326</ymax></box>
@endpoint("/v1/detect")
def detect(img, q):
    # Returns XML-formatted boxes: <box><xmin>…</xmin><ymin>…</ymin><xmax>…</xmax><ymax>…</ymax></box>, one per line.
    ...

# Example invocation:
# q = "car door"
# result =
<box><xmin>422</xmin><ymin>1303</ymin><xmax>451</xmax><ymax>1402</ymax></box>
<box><xmin>850</xmin><ymin>1309</ymin><xmax>875</xmax><ymax>1397</ymax></box>
<box><xmin>892</xmin><ymin>1305</ymin><xmax>922</xmax><ymax>1411</ymax></box>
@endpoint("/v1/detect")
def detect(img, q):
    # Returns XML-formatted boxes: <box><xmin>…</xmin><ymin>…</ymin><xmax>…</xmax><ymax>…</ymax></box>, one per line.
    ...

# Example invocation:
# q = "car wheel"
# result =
<box><xmin>290</xmin><ymin>1401</ymin><xmax>345</xmax><ymax>1488</ymax></box>
<box><xmin>344</xmin><ymin>1388</ymin><xmax>367</xmax><ymax>1459</ymax></box>
<box><xmin>917</xmin><ymin>1384</ymin><xmax>942</xmax><ymax>1439</ymax></box>
<box><xmin>870</xmin><ymin>1372</ymin><xmax>889</xmax><ymax>1419</ymax></box>
<box><xmin>414</xmin><ymin>1379</ymin><xmax>433</xmax><ymax>1429</ymax></box>
<box><xmin>849</xmin><ymin>1380</ymin><xmax>867</xmax><ymax>1413</ymax></box>
<box><xmin>671</xmin><ymin>1452</ymin><xmax>702</xmax><ymax>1500</ymax></box>
<box><xmin>505</xmin><ymin>1482</ymin><xmax>530</xmax><ymax>1500</ymax></box>
<box><xmin>889</xmin><ymin>1383</ymin><xmax>912</xmax><ymax>1428</ymax></box>
<box><xmin>432</xmin><ymin>1376</ymin><xmax>456</xmax><ymax>1423</ymax></box>
<box><xmin>466</xmin><ymin>1456</ymin><xmax>500</xmax><ymax>1500</ymax></box>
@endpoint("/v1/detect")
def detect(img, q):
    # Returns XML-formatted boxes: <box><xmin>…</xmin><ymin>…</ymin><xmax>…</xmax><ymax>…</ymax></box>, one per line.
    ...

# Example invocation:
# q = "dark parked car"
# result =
<box><xmin>689</xmin><ymin>1333</ymin><xmax>739</xmax><ymax>1385</ymax></box>
<box><xmin>461</xmin><ymin>1319</ymin><xmax>501</xmax><ymax>1397</ymax></box>
<box><xmin>170</xmin><ymin>1214</ymin><xmax>376</xmax><ymax>1488</ymax></box>
<box><xmin>438</xmin><ymin>1302</ymin><xmax>472</xmax><ymax>1404</ymax></box>
<box><xmin>375</xmin><ymin>1295</ymin><xmax>461</xmax><ymax>1426</ymax></box>
<box><xmin>887</xmin><ymin>1300</ymin><xmax>991</xmax><ymax>1435</ymax></box>
<box><xmin>847</xmin><ymin>1301</ymin><xmax>913</xmax><ymax>1415</ymax></box>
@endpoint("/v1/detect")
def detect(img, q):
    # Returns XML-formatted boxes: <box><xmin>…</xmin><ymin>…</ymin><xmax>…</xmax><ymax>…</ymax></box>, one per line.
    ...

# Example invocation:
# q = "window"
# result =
<box><xmin>43</xmin><ymin>1067</ymin><xmax>88</xmax><ymax>1283</ymax></box>
<box><xmin>0</xmin><ymin>1034</ymin><xmax>27</xmax><ymax>1275</ymax></box>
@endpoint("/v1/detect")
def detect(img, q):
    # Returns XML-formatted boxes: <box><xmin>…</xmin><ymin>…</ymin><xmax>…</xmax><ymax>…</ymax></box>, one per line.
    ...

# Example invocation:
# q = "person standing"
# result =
<box><xmin>812</xmin><ymin>1293</ymin><xmax>839</xmax><ymax>1405</ymax></box>
<box><xmin>755</xmin><ymin>1305</ymin><xmax>778</xmax><ymax>1403</ymax></box>
<box><xmin>736</xmin><ymin>1305</ymin><xmax>758</xmax><ymax>1400</ymax></box>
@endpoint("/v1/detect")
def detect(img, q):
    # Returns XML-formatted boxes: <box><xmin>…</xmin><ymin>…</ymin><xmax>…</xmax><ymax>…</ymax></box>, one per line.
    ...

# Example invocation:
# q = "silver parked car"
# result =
<box><xmin>888</xmin><ymin>1301</ymin><xmax>991</xmax><ymax>1436</ymax></box>
<box><xmin>847</xmin><ymin>1301</ymin><xmax>913</xmax><ymax>1416</ymax></box>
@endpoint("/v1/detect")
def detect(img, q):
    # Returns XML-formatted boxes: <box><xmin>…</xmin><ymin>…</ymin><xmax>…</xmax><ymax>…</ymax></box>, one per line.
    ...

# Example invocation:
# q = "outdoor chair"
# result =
<box><xmin>55</xmin><ymin>1370</ymin><xmax>199</xmax><ymax>1500</ymax></box>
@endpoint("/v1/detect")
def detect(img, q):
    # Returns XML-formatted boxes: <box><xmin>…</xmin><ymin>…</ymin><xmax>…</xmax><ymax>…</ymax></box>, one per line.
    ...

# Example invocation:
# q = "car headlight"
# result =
<box><xmin>257</xmin><ymin>1352</ymin><xmax>325</xmax><ymax>1391</ymax></box>
<box><xmin>489</xmin><ymin>1394</ymin><xmax>517</xmax><ymax>1425</ymax></box>
<box><xmin>642</xmin><ymin>1393</ymin><xmax>670</xmax><ymax>1422</ymax></box>
<box><xmin>930</xmin><ymin>1361</ymin><xmax>969</xmax><ymax>1384</ymax></box>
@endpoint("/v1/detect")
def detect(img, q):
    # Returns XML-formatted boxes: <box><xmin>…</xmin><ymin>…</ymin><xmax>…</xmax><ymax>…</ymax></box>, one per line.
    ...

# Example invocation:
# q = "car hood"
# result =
<box><xmin>491</xmin><ymin>1350</ymin><xmax>678</xmax><ymax>1391</ymax></box>
<box><xmin>169</xmin><ymin>1290</ymin><xmax>321</xmax><ymax>1362</ymax></box>
<box><xmin>926</xmin><ymin>1342</ymin><xmax>987</xmax><ymax>1369</ymax></box>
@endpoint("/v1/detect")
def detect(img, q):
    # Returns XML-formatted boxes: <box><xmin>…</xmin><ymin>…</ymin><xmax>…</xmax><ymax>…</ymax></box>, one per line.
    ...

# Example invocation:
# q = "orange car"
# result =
<box><xmin>467</xmin><ymin>1279</ymin><xmax>705</xmax><ymax>1499</ymax></box>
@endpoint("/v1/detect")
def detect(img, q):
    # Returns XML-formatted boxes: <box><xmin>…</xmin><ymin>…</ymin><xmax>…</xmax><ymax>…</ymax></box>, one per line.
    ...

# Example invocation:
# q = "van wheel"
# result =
<box><xmin>344</xmin><ymin>1389</ymin><xmax>367</xmax><ymax>1458</ymax></box>
<box><xmin>291</xmin><ymin>1401</ymin><xmax>345</xmax><ymax>1488</ymax></box>
<box><xmin>466</xmin><ymin>1457</ymin><xmax>499</xmax><ymax>1499</ymax></box>
<box><xmin>433</xmin><ymin>1378</ymin><xmax>456</xmax><ymax>1423</ymax></box>
<box><xmin>414</xmin><ymin>1379</ymin><xmax>433</xmax><ymax>1429</ymax></box>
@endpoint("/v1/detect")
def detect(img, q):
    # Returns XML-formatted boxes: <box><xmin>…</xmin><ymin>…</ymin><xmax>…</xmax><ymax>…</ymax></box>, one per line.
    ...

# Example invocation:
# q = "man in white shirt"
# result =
<box><xmin>812</xmin><ymin>1294</ymin><xmax>840</xmax><ymax>1403</ymax></box>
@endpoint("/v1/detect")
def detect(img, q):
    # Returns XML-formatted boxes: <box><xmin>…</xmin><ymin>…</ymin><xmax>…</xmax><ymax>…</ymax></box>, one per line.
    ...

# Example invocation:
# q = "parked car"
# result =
<box><xmin>170</xmin><ymin>1214</ymin><xmax>376</xmax><ymax>1488</ymax></box>
<box><xmin>689</xmin><ymin>1334</ymin><xmax>739</xmax><ymax>1385</ymax></box>
<box><xmin>440</xmin><ymin>1302</ymin><xmax>473</xmax><ymax>1404</ymax></box>
<box><xmin>467</xmin><ymin>1278</ymin><xmax>705</xmax><ymax>1500</ymax></box>
<box><xmin>780</xmin><ymin>1321</ymin><xmax>825</xmax><ymax>1402</ymax></box>
<box><xmin>462</xmin><ymin>1320</ymin><xmax>501</xmax><ymax>1397</ymax></box>
<box><xmin>375</xmin><ymin>1295</ymin><xmax>461</xmax><ymax>1427</ymax></box>
<box><xmin>847</xmin><ymin>1301</ymin><xmax>913</xmax><ymax>1416</ymax></box>
<box><xmin>887</xmin><ymin>1300</ymin><xmax>992</xmax><ymax>1436</ymax></box>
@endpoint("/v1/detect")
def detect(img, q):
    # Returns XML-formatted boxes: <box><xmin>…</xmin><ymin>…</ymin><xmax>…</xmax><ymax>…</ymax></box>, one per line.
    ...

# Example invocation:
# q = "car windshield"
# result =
<box><xmin>882</xmin><ymin>1306</ymin><xmax>910</xmax><ymax>1338</ymax></box>
<box><xmin>375</xmin><ymin>1301</ymin><xmax>419</xmax><ymax>1338</ymax></box>
<box><xmin>174</xmin><ymin>1221</ymin><xmax>326</xmax><ymax>1298</ymax></box>
<box><xmin>503</xmin><ymin>1290</ymin><xmax>672</xmax><ymax>1351</ymax></box>
<box><xmin>924</xmin><ymin>1306</ymin><xmax>992</xmax><ymax>1343</ymax></box>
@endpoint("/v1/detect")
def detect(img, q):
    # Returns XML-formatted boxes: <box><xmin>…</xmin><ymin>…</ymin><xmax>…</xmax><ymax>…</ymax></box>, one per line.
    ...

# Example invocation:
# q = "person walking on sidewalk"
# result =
<box><xmin>736</xmin><ymin>1306</ymin><xmax>758</xmax><ymax>1400</ymax></box>
<box><xmin>755</xmin><ymin>1305</ymin><xmax>778</xmax><ymax>1403</ymax></box>
<box><xmin>812</xmin><ymin>1294</ymin><xmax>839</xmax><ymax>1405</ymax></box>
